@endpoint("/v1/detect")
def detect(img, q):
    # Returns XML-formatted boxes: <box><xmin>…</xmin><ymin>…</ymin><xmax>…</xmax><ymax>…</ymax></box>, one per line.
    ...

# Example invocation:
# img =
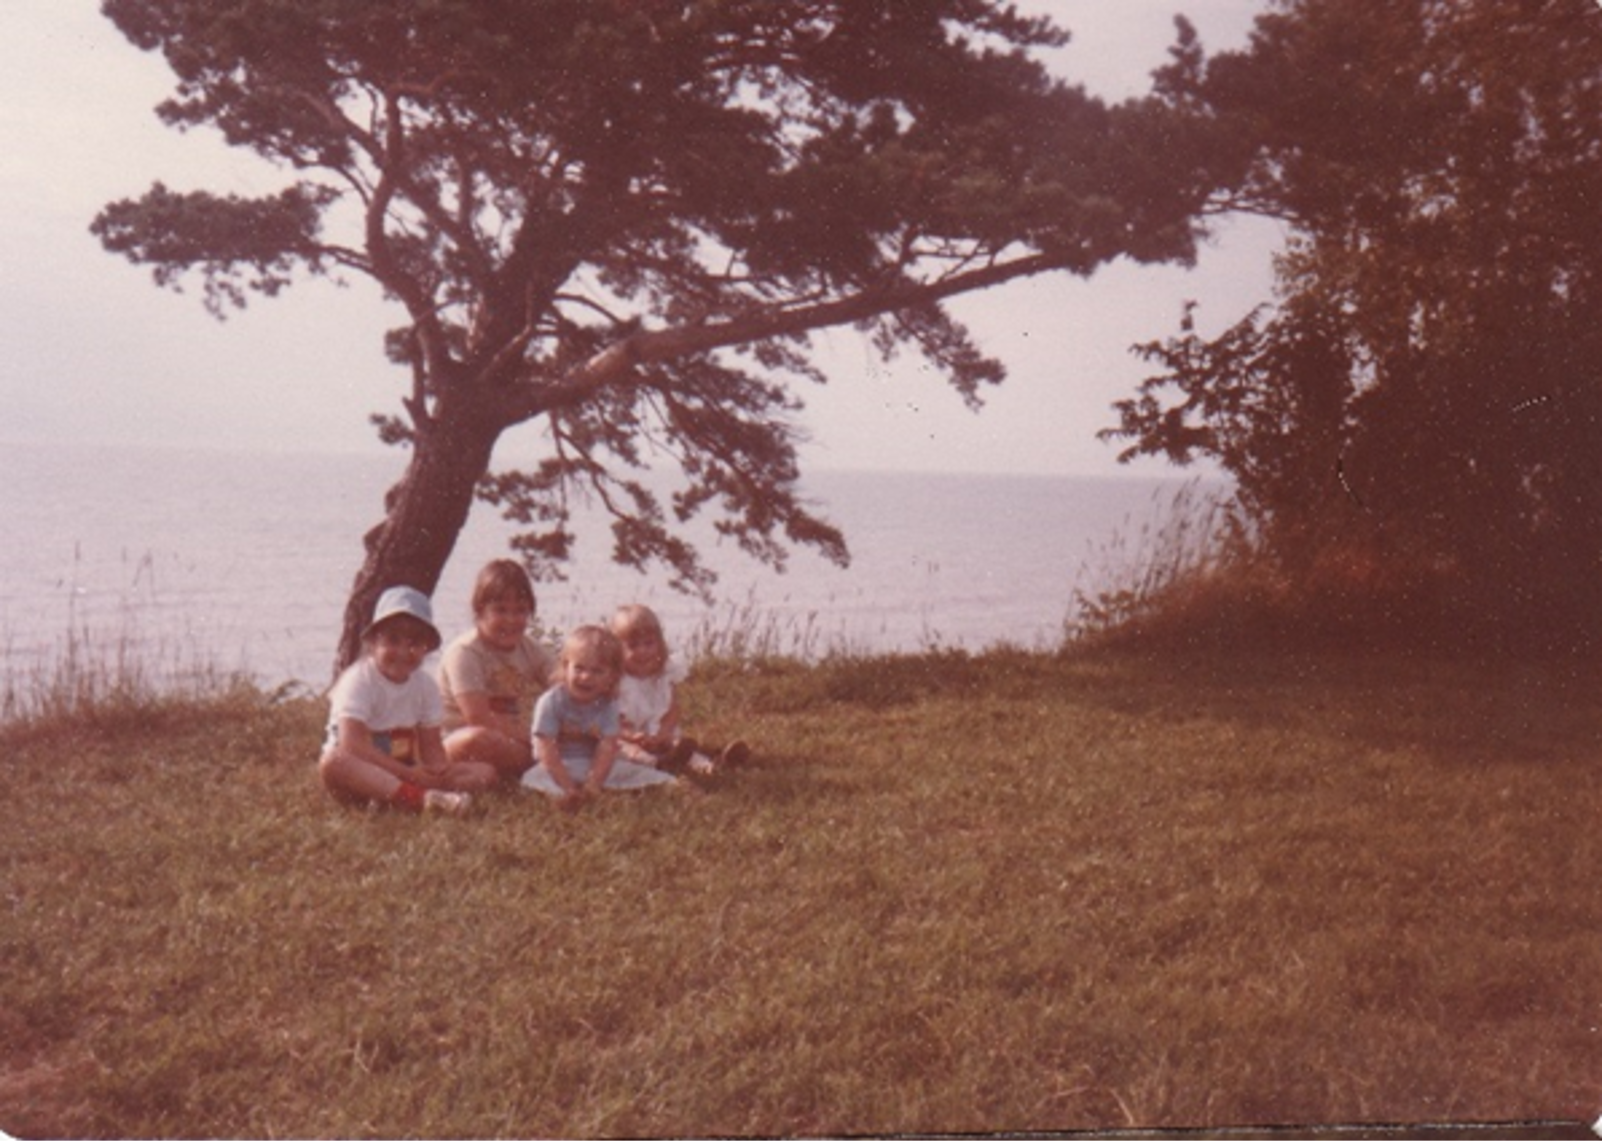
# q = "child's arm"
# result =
<box><xmin>537</xmin><ymin>735</ymin><xmax>590</xmax><ymax>812</ymax></box>
<box><xmin>414</xmin><ymin>725</ymin><xmax>455</xmax><ymax>786</ymax></box>
<box><xmin>656</xmin><ymin>688</ymin><xmax>683</xmax><ymax>747</ymax></box>
<box><xmin>584</xmin><ymin>735</ymin><xmax>620</xmax><ymax>796</ymax></box>
<box><xmin>620</xmin><ymin>687</ymin><xmax>680</xmax><ymax>754</ymax></box>
<box><xmin>535</xmin><ymin>735</ymin><xmax>578</xmax><ymax>795</ymax></box>
<box><xmin>617</xmin><ymin>725</ymin><xmax>667</xmax><ymax>754</ymax></box>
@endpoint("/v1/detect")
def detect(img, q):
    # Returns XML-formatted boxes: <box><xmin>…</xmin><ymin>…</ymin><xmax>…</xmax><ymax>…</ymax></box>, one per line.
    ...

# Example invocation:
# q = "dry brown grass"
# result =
<box><xmin>1</xmin><ymin>646</ymin><xmax>1597</xmax><ymax>1137</ymax></box>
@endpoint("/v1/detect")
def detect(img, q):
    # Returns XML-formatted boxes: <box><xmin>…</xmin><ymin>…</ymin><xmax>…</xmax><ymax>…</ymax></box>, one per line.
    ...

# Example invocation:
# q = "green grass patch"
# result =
<box><xmin>1</xmin><ymin>648</ymin><xmax>1597</xmax><ymax>1137</ymax></box>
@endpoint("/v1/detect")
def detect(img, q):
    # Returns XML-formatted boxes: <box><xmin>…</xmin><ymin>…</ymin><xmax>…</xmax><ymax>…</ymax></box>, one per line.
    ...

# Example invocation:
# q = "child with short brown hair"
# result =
<box><xmin>438</xmin><ymin>559</ymin><xmax>556</xmax><ymax>785</ymax></box>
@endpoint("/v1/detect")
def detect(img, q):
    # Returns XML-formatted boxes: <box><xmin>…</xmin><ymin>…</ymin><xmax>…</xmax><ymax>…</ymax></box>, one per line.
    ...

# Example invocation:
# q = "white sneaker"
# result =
<box><xmin>687</xmin><ymin>752</ymin><xmax>716</xmax><ymax>776</ymax></box>
<box><xmin>423</xmin><ymin>790</ymin><xmax>472</xmax><ymax>817</ymax></box>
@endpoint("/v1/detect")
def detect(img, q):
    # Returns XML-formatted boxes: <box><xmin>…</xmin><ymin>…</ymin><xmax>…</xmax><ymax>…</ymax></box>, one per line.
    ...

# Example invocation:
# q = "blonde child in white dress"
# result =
<box><xmin>610</xmin><ymin>603</ymin><xmax>748</xmax><ymax>776</ymax></box>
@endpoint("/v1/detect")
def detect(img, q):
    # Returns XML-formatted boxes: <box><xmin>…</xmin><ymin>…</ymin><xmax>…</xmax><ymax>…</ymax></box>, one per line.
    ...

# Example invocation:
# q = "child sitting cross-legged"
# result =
<box><xmin>318</xmin><ymin>586</ymin><xmax>496</xmax><ymax>816</ymax></box>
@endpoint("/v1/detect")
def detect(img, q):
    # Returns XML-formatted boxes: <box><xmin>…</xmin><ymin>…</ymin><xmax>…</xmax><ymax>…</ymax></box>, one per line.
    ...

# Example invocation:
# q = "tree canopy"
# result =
<box><xmin>94</xmin><ymin>0</ymin><xmax>1238</xmax><ymax>669</ymax></box>
<box><xmin>1104</xmin><ymin>0</ymin><xmax>1600</xmax><ymax>649</ymax></box>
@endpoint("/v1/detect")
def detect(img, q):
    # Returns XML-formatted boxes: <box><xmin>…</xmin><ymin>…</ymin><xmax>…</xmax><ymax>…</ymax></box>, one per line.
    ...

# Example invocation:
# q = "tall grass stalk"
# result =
<box><xmin>1064</xmin><ymin>479</ymin><xmax>1250</xmax><ymax>645</ymax></box>
<box><xmin>682</xmin><ymin>586</ymin><xmax>863</xmax><ymax>663</ymax></box>
<box><xmin>1</xmin><ymin>573</ymin><xmax>250</xmax><ymax>729</ymax></box>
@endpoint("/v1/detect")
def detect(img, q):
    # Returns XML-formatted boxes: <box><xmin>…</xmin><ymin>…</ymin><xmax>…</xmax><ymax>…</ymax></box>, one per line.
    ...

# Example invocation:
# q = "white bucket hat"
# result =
<box><xmin>362</xmin><ymin>585</ymin><xmax>442</xmax><ymax>651</ymax></box>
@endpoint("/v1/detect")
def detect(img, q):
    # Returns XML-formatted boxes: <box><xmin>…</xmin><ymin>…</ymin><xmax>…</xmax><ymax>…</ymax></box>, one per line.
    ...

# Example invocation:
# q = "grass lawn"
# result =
<box><xmin>1</xmin><ymin>646</ymin><xmax>1597</xmax><ymax>1138</ymax></box>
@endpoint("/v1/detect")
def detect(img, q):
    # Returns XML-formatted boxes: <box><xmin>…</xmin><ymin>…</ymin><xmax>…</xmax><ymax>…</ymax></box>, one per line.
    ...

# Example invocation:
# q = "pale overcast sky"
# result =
<box><xmin>0</xmin><ymin>1</ymin><xmax>1279</xmax><ymax>477</ymax></box>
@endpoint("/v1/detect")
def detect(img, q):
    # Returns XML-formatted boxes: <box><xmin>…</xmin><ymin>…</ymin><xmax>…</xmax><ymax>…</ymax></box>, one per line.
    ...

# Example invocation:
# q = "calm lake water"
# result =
<box><xmin>0</xmin><ymin>440</ymin><xmax>1213</xmax><ymax>687</ymax></box>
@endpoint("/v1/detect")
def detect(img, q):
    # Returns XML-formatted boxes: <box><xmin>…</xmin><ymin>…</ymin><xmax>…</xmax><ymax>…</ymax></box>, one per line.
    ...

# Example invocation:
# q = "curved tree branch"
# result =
<box><xmin>502</xmin><ymin>247</ymin><xmax>1075</xmax><ymax>423</ymax></box>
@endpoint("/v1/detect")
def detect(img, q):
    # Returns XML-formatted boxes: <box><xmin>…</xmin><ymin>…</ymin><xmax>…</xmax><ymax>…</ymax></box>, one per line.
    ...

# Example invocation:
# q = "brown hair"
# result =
<box><xmin>471</xmin><ymin>559</ymin><xmax>536</xmax><ymax>615</ymax></box>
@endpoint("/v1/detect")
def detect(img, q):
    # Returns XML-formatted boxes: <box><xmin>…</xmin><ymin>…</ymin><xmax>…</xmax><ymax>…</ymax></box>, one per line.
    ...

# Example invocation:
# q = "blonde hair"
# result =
<box><xmin>556</xmin><ymin>625</ymin><xmax>624</xmax><ymax>693</ymax></box>
<box><xmin>611</xmin><ymin>603</ymin><xmax>666</xmax><ymax>647</ymax></box>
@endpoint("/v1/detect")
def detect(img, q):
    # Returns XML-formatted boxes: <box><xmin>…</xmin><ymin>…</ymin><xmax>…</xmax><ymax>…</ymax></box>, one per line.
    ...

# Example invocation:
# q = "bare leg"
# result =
<box><xmin>319</xmin><ymin>749</ymin><xmax>402</xmax><ymax>804</ymax></box>
<box><xmin>442</xmin><ymin>759</ymin><xmax>500</xmax><ymax>793</ymax></box>
<box><xmin>443</xmin><ymin>726</ymin><xmax>534</xmax><ymax>784</ymax></box>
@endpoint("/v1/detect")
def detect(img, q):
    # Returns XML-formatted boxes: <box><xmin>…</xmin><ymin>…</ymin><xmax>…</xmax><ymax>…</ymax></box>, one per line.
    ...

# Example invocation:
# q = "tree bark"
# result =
<box><xmin>334</xmin><ymin>408</ymin><xmax>502</xmax><ymax>676</ymax></box>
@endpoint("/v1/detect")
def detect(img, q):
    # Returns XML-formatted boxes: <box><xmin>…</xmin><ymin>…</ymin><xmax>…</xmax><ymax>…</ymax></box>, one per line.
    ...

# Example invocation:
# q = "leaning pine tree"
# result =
<box><xmin>94</xmin><ymin>1</ymin><xmax>1238</xmax><ymax>673</ymax></box>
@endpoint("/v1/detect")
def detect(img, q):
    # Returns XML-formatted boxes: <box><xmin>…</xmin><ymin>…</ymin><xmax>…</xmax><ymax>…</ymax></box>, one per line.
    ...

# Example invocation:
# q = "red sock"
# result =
<box><xmin>391</xmin><ymin>780</ymin><xmax>427</xmax><ymax>812</ymax></box>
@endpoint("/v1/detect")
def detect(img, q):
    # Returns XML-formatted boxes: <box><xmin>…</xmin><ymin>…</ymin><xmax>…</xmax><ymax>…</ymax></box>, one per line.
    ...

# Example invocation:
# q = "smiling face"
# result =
<box><xmin>562</xmin><ymin>644</ymin><xmax>616</xmax><ymax>704</ymax></box>
<box><xmin>368</xmin><ymin>616</ymin><xmax>436</xmax><ymax>683</ymax></box>
<box><xmin>612</xmin><ymin>604</ymin><xmax>668</xmax><ymax>678</ymax></box>
<box><xmin>476</xmin><ymin>595</ymin><xmax>532</xmax><ymax>652</ymax></box>
<box><xmin>619</xmin><ymin>629</ymin><xmax>667</xmax><ymax>678</ymax></box>
<box><xmin>470</xmin><ymin>561</ymin><xmax>536</xmax><ymax>651</ymax></box>
<box><xmin>558</xmin><ymin>627</ymin><xmax>622</xmax><ymax>704</ymax></box>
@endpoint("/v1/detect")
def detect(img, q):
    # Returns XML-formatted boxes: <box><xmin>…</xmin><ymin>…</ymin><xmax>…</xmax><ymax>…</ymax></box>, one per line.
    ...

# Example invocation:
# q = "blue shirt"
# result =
<box><xmin>531</xmin><ymin>685</ymin><xmax>620</xmax><ymax>767</ymax></box>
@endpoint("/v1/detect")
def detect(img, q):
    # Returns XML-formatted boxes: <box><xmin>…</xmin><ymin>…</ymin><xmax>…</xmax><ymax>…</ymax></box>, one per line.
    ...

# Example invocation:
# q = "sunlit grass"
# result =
<box><xmin>2</xmin><ymin>637</ymin><xmax>1596</xmax><ymax>1138</ymax></box>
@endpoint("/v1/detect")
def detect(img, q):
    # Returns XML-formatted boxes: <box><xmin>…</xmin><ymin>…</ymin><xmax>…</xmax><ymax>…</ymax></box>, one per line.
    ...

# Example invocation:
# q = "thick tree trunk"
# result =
<box><xmin>333</xmin><ymin>411</ymin><xmax>502</xmax><ymax>677</ymax></box>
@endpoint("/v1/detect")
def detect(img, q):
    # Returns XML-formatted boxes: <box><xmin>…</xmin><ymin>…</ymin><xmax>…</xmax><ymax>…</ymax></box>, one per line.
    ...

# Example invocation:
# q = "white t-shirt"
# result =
<box><xmin>324</xmin><ymin>657</ymin><xmax>444</xmax><ymax>755</ymax></box>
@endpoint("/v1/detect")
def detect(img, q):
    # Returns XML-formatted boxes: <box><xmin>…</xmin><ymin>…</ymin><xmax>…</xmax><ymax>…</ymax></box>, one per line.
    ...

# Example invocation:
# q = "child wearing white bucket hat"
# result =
<box><xmin>318</xmin><ymin>586</ymin><xmax>495</xmax><ymax>815</ymax></box>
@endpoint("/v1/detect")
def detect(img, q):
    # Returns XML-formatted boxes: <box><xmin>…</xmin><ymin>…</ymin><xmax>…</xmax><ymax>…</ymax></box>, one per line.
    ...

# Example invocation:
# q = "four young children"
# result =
<box><xmin>317</xmin><ymin>564</ymin><xmax>748</xmax><ymax>817</ymax></box>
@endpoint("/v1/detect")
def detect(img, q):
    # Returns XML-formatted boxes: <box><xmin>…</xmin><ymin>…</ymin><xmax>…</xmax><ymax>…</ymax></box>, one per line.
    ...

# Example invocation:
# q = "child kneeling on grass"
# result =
<box><xmin>611</xmin><ymin>603</ymin><xmax>749</xmax><ymax>776</ymax></box>
<box><xmin>521</xmin><ymin>624</ymin><xmax>679</xmax><ymax>813</ymax></box>
<box><xmin>319</xmin><ymin>586</ymin><xmax>496</xmax><ymax>817</ymax></box>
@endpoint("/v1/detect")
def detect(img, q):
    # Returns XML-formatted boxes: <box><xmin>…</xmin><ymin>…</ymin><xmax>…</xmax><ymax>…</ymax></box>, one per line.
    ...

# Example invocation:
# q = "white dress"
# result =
<box><xmin>616</xmin><ymin>656</ymin><xmax>686</xmax><ymax>738</ymax></box>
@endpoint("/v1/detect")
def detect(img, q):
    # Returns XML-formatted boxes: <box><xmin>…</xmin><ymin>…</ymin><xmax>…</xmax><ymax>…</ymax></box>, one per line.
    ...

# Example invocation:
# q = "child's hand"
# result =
<box><xmin>415</xmin><ymin>764</ymin><xmax>453</xmax><ymax>789</ymax></box>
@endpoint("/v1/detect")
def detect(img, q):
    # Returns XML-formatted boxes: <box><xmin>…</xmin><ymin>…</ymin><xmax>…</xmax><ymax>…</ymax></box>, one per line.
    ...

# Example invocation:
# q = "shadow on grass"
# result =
<box><xmin>1056</xmin><ymin>643</ymin><xmax>1597</xmax><ymax>772</ymax></box>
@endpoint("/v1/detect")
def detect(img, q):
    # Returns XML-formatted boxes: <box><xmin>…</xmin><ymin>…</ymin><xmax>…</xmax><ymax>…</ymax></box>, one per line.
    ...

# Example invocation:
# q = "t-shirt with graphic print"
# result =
<box><xmin>438</xmin><ymin>629</ymin><xmax>556</xmax><ymax>734</ymax></box>
<box><xmin>531</xmin><ymin>685</ymin><xmax>621</xmax><ymax>768</ymax></box>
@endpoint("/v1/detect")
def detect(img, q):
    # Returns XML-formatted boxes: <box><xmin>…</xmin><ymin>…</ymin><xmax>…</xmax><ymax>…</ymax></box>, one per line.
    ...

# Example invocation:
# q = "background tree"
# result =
<box><xmin>93</xmin><ymin>0</ymin><xmax>1237</xmax><ymax>672</ymax></box>
<box><xmin>1104</xmin><ymin>0</ymin><xmax>1600</xmax><ymax>650</ymax></box>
